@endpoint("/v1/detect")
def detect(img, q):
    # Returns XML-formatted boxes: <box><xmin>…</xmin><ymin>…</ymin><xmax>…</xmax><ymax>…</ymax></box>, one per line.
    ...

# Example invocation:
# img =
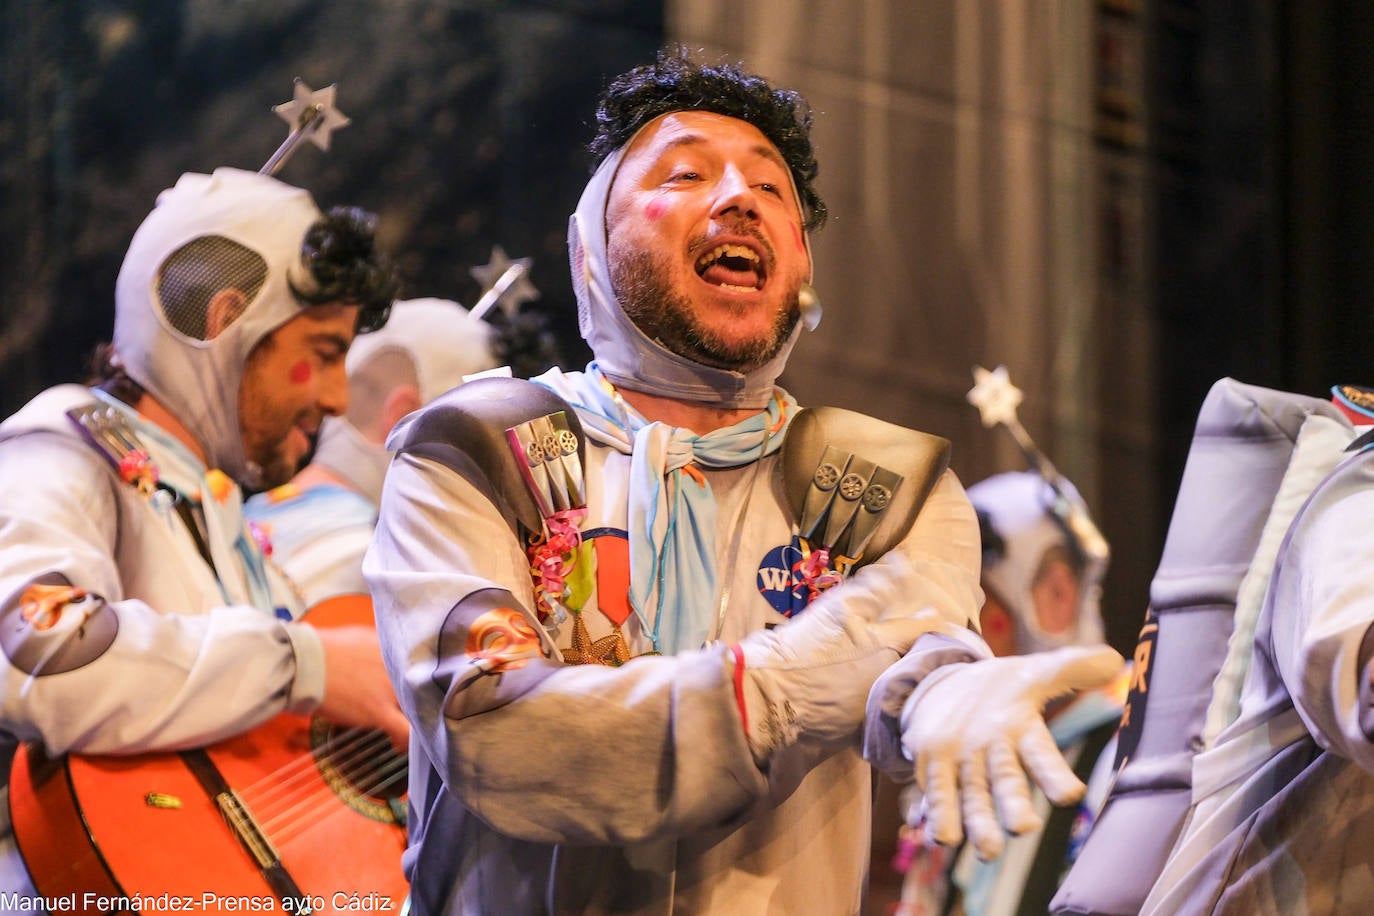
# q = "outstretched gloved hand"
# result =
<box><xmin>735</xmin><ymin>553</ymin><xmax>967</xmax><ymax>765</ymax></box>
<box><xmin>900</xmin><ymin>644</ymin><xmax>1124</xmax><ymax>860</ymax></box>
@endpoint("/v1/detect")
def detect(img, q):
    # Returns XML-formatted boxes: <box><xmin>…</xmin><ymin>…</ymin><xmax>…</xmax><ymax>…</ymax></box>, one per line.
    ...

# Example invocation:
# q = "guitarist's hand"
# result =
<box><xmin>314</xmin><ymin>625</ymin><xmax>411</xmax><ymax>750</ymax></box>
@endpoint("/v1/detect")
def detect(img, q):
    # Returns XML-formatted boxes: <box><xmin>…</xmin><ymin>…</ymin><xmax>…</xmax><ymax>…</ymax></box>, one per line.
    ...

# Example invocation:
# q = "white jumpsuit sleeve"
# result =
<box><xmin>864</xmin><ymin>472</ymin><xmax>993</xmax><ymax>779</ymax></box>
<box><xmin>366</xmin><ymin>451</ymin><xmax>982</xmax><ymax>847</ymax></box>
<box><xmin>0</xmin><ymin>432</ymin><xmax>316</xmax><ymax>754</ymax></box>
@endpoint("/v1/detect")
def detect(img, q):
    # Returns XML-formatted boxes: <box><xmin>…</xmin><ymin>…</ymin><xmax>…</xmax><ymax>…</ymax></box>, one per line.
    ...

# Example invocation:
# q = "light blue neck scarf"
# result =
<box><xmin>535</xmin><ymin>365</ymin><xmax>797</xmax><ymax>654</ymax></box>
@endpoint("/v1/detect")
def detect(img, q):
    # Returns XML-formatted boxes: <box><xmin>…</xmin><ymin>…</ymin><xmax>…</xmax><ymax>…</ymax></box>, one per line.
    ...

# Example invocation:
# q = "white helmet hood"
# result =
<box><xmin>113</xmin><ymin>167</ymin><xmax>323</xmax><ymax>487</ymax></box>
<box><xmin>567</xmin><ymin>119</ymin><xmax>814</xmax><ymax>409</ymax></box>
<box><xmin>969</xmin><ymin>471</ymin><xmax>1107</xmax><ymax>654</ymax></box>
<box><xmin>342</xmin><ymin>297</ymin><xmax>498</xmax><ymax>404</ymax></box>
<box><xmin>313</xmin><ymin>298</ymin><xmax>499</xmax><ymax>503</ymax></box>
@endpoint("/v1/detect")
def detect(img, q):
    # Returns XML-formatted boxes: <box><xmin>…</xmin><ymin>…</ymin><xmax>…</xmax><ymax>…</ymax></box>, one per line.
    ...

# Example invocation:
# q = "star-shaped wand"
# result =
<box><xmin>469</xmin><ymin>246</ymin><xmax>540</xmax><ymax>322</ymax></box>
<box><xmin>260</xmin><ymin>79</ymin><xmax>351</xmax><ymax>176</ymax></box>
<box><xmin>968</xmin><ymin>364</ymin><xmax>1045</xmax><ymax>473</ymax></box>
<box><xmin>967</xmin><ymin>364</ymin><xmax>1110</xmax><ymax>562</ymax></box>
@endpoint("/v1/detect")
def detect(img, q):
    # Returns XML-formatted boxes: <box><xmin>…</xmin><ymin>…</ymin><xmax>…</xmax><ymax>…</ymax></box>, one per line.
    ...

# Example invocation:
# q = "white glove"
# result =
<box><xmin>738</xmin><ymin>600</ymin><xmax>960</xmax><ymax>764</ymax></box>
<box><xmin>900</xmin><ymin>644</ymin><xmax>1124</xmax><ymax>860</ymax></box>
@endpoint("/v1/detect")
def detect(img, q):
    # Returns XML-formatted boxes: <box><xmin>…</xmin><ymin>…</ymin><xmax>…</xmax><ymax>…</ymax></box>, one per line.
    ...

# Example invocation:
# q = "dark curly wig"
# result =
<box><xmin>590</xmin><ymin>47</ymin><xmax>827</xmax><ymax>232</ymax></box>
<box><xmin>292</xmin><ymin>205</ymin><xmax>401</xmax><ymax>333</ymax></box>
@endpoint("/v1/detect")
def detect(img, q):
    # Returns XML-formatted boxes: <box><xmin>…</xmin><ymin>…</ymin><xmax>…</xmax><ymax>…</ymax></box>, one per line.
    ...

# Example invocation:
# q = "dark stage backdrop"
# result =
<box><xmin>0</xmin><ymin>1</ymin><xmax>665</xmax><ymax>416</ymax></box>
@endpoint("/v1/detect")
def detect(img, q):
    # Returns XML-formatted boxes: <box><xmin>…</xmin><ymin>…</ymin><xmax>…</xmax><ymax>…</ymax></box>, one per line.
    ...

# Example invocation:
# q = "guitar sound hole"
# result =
<box><xmin>308</xmin><ymin>719</ymin><xmax>408</xmax><ymax>825</ymax></box>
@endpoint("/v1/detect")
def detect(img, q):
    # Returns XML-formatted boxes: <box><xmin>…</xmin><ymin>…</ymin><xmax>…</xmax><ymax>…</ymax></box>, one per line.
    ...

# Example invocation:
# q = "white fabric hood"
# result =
<box><xmin>113</xmin><ymin>167</ymin><xmax>323</xmax><ymax>487</ymax></box>
<box><xmin>969</xmin><ymin>471</ymin><xmax>1107</xmax><ymax>654</ymax></box>
<box><xmin>314</xmin><ymin>297</ymin><xmax>499</xmax><ymax>504</ymax></box>
<box><xmin>342</xmin><ymin>297</ymin><xmax>498</xmax><ymax>404</ymax></box>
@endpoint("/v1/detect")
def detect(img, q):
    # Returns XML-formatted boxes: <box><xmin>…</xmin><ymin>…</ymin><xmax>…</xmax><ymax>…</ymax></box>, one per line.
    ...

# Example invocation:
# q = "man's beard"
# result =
<box><xmin>610</xmin><ymin>247</ymin><xmax>799</xmax><ymax>373</ymax></box>
<box><xmin>245</xmin><ymin>424</ymin><xmax>317</xmax><ymax>494</ymax></box>
<box><xmin>248</xmin><ymin>447</ymin><xmax>299</xmax><ymax>493</ymax></box>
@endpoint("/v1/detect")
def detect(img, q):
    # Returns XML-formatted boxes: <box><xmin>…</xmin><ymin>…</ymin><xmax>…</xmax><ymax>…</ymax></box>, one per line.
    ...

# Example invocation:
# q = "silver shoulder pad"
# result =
<box><xmin>780</xmin><ymin>406</ymin><xmax>950</xmax><ymax>567</ymax></box>
<box><xmin>388</xmin><ymin>377</ymin><xmax>585</xmax><ymax>538</ymax></box>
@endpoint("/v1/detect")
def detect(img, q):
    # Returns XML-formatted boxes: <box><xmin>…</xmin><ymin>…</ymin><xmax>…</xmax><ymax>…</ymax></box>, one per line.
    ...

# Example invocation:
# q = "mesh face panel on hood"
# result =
<box><xmin>113</xmin><ymin>168</ymin><xmax>324</xmax><ymax>486</ymax></box>
<box><xmin>155</xmin><ymin>236</ymin><xmax>269</xmax><ymax>341</ymax></box>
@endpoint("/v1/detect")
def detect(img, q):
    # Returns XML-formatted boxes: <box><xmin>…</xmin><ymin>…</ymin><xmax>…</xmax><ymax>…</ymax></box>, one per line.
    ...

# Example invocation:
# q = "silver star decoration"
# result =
<box><xmin>967</xmin><ymin>366</ymin><xmax>1113</xmax><ymax>565</ymax></box>
<box><xmin>273</xmin><ymin>80</ymin><xmax>351</xmax><ymax>151</ymax></box>
<box><xmin>469</xmin><ymin>246</ymin><xmax>540</xmax><ymax>321</ymax></box>
<box><xmin>967</xmin><ymin>365</ymin><xmax>1024</xmax><ymax>429</ymax></box>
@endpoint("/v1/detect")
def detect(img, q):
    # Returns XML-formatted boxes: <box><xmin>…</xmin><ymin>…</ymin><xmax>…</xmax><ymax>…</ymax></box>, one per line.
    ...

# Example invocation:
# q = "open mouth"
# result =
<box><xmin>695</xmin><ymin>242</ymin><xmax>766</xmax><ymax>292</ymax></box>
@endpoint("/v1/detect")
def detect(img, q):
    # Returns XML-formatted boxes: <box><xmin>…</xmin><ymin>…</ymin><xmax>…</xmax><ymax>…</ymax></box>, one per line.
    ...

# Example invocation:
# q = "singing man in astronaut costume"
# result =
<box><xmin>366</xmin><ymin>50</ymin><xmax>1121</xmax><ymax>914</ymax></box>
<box><xmin>0</xmin><ymin>166</ymin><xmax>406</xmax><ymax>892</ymax></box>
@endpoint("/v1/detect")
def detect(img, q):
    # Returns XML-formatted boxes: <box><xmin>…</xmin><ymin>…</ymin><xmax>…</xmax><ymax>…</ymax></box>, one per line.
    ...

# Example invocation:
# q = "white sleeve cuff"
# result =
<box><xmin>283</xmin><ymin>621</ymin><xmax>326</xmax><ymax>714</ymax></box>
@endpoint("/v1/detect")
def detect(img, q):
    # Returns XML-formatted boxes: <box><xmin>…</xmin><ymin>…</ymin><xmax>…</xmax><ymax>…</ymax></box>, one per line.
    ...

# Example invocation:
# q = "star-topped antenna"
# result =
<box><xmin>469</xmin><ymin>245</ymin><xmax>541</xmax><ymax>322</ymax></box>
<box><xmin>260</xmin><ymin>79</ymin><xmax>352</xmax><ymax>176</ymax></box>
<box><xmin>968</xmin><ymin>365</ymin><xmax>1042</xmax><ymax>472</ymax></box>
<box><xmin>967</xmin><ymin>364</ymin><xmax>1110</xmax><ymax>563</ymax></box>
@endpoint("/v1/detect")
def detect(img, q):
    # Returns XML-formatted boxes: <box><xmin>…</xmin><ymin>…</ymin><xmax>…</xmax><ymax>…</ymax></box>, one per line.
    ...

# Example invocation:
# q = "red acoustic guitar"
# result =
<box><xmin>9</xmin><ymin>595</ymin><xmax>408</xmax><ymax>913</ymax></box>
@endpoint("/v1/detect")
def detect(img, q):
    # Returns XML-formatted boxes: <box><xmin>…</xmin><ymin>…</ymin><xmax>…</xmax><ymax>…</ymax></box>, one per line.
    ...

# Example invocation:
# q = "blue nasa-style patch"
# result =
<box><xmin>757</xmin><ymin>537</ymin><xmax>818</xmax><ymax>618</ymax></box>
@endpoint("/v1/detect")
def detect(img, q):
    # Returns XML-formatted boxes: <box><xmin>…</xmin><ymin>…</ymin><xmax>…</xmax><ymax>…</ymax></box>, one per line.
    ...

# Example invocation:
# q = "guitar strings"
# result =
<box><xmin>242</xmin><ymin>732</ymin><xmax>406</xmax><ymax>846</ymax></box>
<box><xmin>238</xmin><ymin>726</ymin><xmax>395</xmax><ymax>819</ymax></box>
<box><xmin>264</xmin><ymin>753</ymin><xmax>409</xmax><ymax>849</ymax></box>
<box><xmin>236</xmin><ymin>726</ymin><xmax>383</xmax><ymax>808</ymax></box>
<box><xmin>232</xmin><ymin>731</ymin><xmax>380</xmax><ymax>833</ymax></box>
<box><xmin>258</xmin><ymin>753</ymin><xmax>409</xmax><ymax>849</ymax></box>
<box><xmin>234</xmin><ymin>727</ymin><xmax>409</xmax><ymax>846</ymax></box>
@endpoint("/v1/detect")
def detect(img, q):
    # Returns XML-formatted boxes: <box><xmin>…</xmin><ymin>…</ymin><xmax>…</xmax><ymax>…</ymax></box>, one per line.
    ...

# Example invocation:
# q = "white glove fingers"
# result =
<box><xmin>1031</xmin><ymin>645</ymin><xmax>1126</xmax><ymax>699</ymax></box>
<box><xmin>987</xmin><ymin>740</ymin><xmax>1040</xmax><ymax>835</ymax></box>
<box><xmin>959</xmin><ymin>751</ymin><xmax>1005</xmax><ymax>860</ymax></box>
<box><xmin>1016</xmin><ymin>721</ymin><xmax>1086</xmax><ymax>806</ymax></box>
<box><xmin>896</xmin><ymin>648</ymin><xmax>1125</xmax><ymax>861</ymax></box>
<box><xmin>922</xmin><ymin>756</ymin><xmax>964</xmax><ymax>847</ymax></box>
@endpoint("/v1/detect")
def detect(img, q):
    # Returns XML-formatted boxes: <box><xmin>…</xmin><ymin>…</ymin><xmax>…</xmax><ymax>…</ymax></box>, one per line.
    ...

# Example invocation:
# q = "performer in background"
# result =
<box><xmin>246</xmin><ymin>297</ymin><xmax>500</xmax><ymax>608</ymax></box>
<box><xmin>367</xmin><ymin>48</ymin><xmax>1121</xmax><ymax>915</ymax></box>
<box><xmin>0</xmin><ymin>161</ymin><xmax>406</xmax><ymax>897</ymax></box>
<box><xmin>895</xmin><ymin>471</ymin><xmax>1128</xmax><ymax>916</ymax></box>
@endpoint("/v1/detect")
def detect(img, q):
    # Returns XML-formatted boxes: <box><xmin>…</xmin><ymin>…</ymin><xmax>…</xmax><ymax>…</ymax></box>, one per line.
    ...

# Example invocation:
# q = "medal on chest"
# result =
<box><xmin>509</xmin><ymin>413</ymin><xmax>641</xmax><ymax>667</ymax></box>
